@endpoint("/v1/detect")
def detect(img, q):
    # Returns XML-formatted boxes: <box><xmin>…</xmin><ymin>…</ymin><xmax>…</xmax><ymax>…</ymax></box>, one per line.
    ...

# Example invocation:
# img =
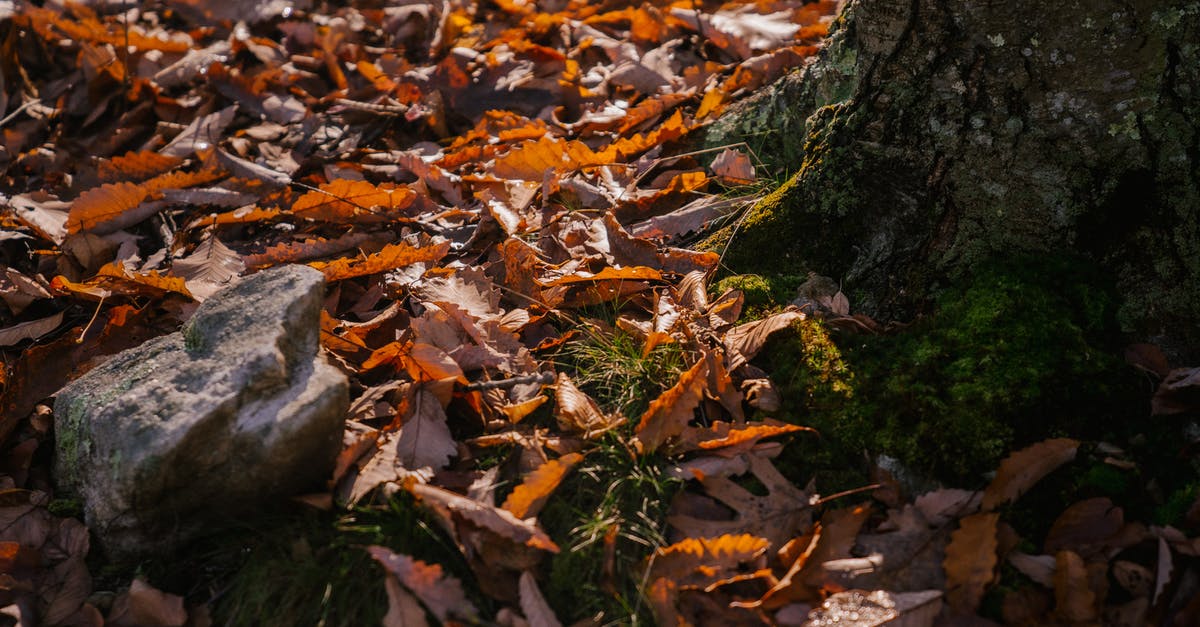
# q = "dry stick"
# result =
<box><xmin>810</xmin><ymin>483</ymin><xmax>882</xmax><ymax>507</ymax></box>
<box><xmin>0</xmin><ymin>99</ymin><xmax>40</xmax><ymax>129</ymax></box>
<box><xmin>463</xmin><ymin>371</ymin><xmax>555</xmax><ymax>392</ymax></box>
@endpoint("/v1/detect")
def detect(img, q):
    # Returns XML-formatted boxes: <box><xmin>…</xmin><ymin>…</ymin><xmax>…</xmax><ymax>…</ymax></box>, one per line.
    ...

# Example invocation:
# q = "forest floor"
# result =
<box><xmin>1</xmin><ymin>0</ymin><xmax>1199</xmax><ymax>625</ymax></box>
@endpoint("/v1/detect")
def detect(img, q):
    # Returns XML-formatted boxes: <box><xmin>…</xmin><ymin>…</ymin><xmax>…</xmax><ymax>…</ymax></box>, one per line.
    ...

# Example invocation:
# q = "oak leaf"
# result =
<box><xmin>668</xmin><ymin>453</ymin><xmax>811</xmax><ymax>549</ymax></box>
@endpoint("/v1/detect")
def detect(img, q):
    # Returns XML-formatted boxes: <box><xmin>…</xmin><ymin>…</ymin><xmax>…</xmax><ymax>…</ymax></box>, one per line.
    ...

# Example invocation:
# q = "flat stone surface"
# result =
<box><xmin>54</xmin><ymin>265</ymin><xmax>348</xmax><ymax>558</ymax></box>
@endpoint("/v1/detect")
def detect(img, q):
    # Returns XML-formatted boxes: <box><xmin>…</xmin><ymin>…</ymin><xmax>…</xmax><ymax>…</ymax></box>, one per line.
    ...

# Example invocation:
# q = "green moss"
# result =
<box><xmin>712</xmin><ymin>273</ymin><xmax>807</xmax><ymax>318</ymax></box>
<box><xmin>764</xmin><ymin>256</ymin><xmax>1142</xmax><ymax>487</ymax></box>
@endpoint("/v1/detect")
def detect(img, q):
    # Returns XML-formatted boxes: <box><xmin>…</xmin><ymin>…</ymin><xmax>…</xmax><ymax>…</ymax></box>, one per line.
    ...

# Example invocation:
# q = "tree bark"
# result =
<box><xmin>705</xmin><ymin>0</ymin><xmax>1200</xmax><ymax>360</ymax></box>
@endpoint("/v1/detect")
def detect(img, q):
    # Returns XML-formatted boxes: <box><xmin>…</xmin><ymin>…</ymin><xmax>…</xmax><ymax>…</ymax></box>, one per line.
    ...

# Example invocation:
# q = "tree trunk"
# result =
<box><xmin>704</xmin><ymin>0</ymin><xmax>1200</xmax><ymax>360</ymax></box>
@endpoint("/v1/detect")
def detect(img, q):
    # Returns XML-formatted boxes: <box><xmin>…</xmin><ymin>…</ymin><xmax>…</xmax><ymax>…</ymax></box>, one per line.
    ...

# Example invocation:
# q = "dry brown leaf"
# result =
<box><xmin>748</xmin><ymin>505</ymin><xmax>870</xmax><ymax>608</ymax></box>
<box><xmin>502</xmin><ymin>453</ymin><xmax>583</xmax><ymax>519</ymax></box>
<box><xmin>1043</xmin><ymin>497</ymin><xmax>1123</xmax><ymax>556</ymax></box>
<box><xmin>723</xmin><ymin>309</ymin><xmax>804</xmax><ymax>368</ymax></box>
<box><xmin>1007</xmin><ymin>552</ymin><xmax>1056</xmax><ymax>587</ymax></box>
<box><xmin>669</xmin><ymin>453</ymin><xmax>812</xmax><ymax>550</ymax></box>
<box><xmin>635</xmin><ymin>358</ymin><xmax>709</xmax><ymax>452</ymax></box>
<box><xmin>366</xmin><ymin>546</ymin><xmax>478</xmax><ymax>624</ymax></box>
<box><xmin>981</xmin><ymin>438</ymin><xmax>1079</xmax><ymax>511</ymax></box>
<box><xmin>68</xmin><ymin>169</ymin><xmax>225</xmax><ymax>234</ymax></box>
<box><xmin>1152</xmin><ymin>367</ymin><xmax>1200</xmax><ymax>415</ymax></box>
<box><xmin>554</xmin><ymin>373</ymin><xmax>620</xmax><ymax>437</ymax></box>
<box><xmin>98</xmin><ymin>152</ymin><xmax>185</xmax><ymax>183</ymax></box>
<box><xmin>1053</xmin><ymin>550</ymin><xmax>1097</xmax><ymax>623</ymax></box>
<box><xmin>159</xmin><ymin>105</ymin><xmax>237</xmax><ymax>158</ymax></box>
<box><xmin>380</xmin><ymin>577</ymin><xmax>429</xmax><ymax>627</ymax></box>
<box><xmin>518</xmin><ymin>570</ymin><xmax>562</xmax><ymax>627</ymax></box>
<box><xmin>943</xmin><ymin>512</ymin><xmax>999</xmax><ymax>615</ymax></box>
<box><xmin>681</xmin><ymin>420</ymin><xmax>814</xmax><ymax>455</ymax></box>
<box><xmin>0</xmin><ymin>311</ymin><xmax>63</xmax><ymax>347</ymax></box>
<box><xmin>107</xmin><ymin>578</ymin><xmax>187</xmax><ymax>627</ymax></box>
<box><xmin>172</xmin><ymin>233</ymin><xmax>244</xmax><ymax>300</ymax></box>
<box><xmin>396</xmin><ymin>382</ymin><xmax>458</xmax><ymax>471</ymax></box>
<box><xmin>710</xmin><ymin>148</ymin><xmax>756</xmax><ymax>185</ymax></box>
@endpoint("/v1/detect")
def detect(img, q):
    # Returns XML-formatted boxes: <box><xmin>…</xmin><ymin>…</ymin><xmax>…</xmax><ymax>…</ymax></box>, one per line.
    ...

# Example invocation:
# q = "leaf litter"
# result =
<box><xmin>1</xmin><ymin>0</ymin><xmax>1198</xmax><ymax>625</ymax></box>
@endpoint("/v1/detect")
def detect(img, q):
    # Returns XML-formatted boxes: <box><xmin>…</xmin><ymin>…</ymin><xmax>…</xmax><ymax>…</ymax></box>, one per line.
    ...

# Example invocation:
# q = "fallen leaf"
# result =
<box><xmin>636</xmin><ymin>358</ymin><xmax>709</xmax><ymax>452</ymax></box>
<box><xmin>647</xmin><ymin>534</ymin><xmax>771</xmax><ymax>589</ymax></box>
<box><xmin>0</xmin><ymin>311</ymin><xmax>63</xmax><ymax>346</ymax></box>
<box><xmin>669</xmin><ymin>453</ymin><xmax>812</xmax><ymax>550</ymax></box>
<box><xmin>710</xmin><ymin>148</ymin><xmax>755</xmax><ymax>185</ymax></box>
<box><xmin>981</xmin><ymin>438</ymin><xmax>1079</xmax><ymax>511</ymax></box>
<box><xmin>396</xmin><ymin>382</ymin><xmax>458</xmax><ymax>471</ymax></box>
<box><xmin>502</xmin><ymin>453</ymin><xmax>583</xmax><ymax>519</ymax></box>
<box><xmin>311</xmin><ymin>239</ymin><xmax>451</xmax><ymax>282</ymax></box>
<box><xmin>1043</xmin><ymin>497</ymin><xmax>1123</xmax><ymax>556</ymax></box>
<box><xmin>518</xmin><ymin>570</ymin><xmax>562</xmax><ymax>627</ymax></box>
<box><xmin>107</xmin><ymin>578</ymin><xmax>187</xmax><ymax>627</ymax></box>
<box><xmin>943</xmin><ymin>512</ymin><xmax>999</xmax><ymax>615</ymax></box>
<box><xmin>724</xmin><ymin>309</ymin><xmax>804</xmax><ymax>368</ymax></box>
<box><xmin>1152</xmin><ymin>367</ymin><xmax>1200</xmax><ymax>415</ymax></box>
<box><xmin>366</xmin><ymin>546</ymin><xmax>478</xmax><ymax>623</ymax></box>
<box><xmin>1052</xmin><ymin>550</ymin><xmax>1097</xmax><ymax>623</ymax></box>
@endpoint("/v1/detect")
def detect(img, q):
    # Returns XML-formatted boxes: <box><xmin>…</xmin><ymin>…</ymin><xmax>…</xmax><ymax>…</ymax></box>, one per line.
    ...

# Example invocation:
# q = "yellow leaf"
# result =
<box><xmin>501</xmin><ymin>453</ymin><xmax>583</xmax><ymax>519</ymax></box>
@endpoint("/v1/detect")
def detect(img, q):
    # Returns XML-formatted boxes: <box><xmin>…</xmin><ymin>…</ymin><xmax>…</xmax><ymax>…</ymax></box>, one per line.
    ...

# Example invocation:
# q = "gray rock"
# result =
<box><xmin>54</xmin><ymin>265</ymin><xmax>348</xmax><ymax>558</ymax></box>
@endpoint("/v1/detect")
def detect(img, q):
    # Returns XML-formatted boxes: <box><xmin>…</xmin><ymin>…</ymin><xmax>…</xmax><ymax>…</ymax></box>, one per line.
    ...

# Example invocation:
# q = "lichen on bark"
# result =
<box><xmin>703</xmin><ymin>0</ymin><xmax>1200</xmax><ymax>361</ymax></box>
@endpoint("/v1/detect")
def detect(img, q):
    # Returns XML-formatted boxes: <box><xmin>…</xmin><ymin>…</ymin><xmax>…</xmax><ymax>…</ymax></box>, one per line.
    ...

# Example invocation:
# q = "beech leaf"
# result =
<box><xmin>982</xmin><ymin>438</ymin><xmax>1079</xmax><ymax>511</ymax></box>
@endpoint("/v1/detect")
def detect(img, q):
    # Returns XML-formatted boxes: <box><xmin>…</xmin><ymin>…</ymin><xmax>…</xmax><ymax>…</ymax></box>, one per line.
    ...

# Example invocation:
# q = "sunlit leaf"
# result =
<box><xmin>501</xmin><ymin>453</ymin><xmax>583</xmax><ymax>519</ymax></box>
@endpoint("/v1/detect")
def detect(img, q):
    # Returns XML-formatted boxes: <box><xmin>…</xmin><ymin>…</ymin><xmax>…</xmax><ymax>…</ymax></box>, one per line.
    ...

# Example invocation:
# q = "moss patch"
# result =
<box><xmin>760</xmin><ymin>256</ymin><xmax>1144</xmax><ymax>488</ymax></box>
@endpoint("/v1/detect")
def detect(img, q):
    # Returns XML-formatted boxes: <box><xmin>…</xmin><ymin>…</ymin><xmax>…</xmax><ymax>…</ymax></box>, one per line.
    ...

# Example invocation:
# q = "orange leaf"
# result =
<box><xmin>311</xmin><ymin>239</ymin><xmax>451</xmax><ymax>282</ymax></box>
<box><xmin>98</xmin><ymin>151</ymin><xmax>184</xmax><ymax>183</ymax></box>
<box><xmin>68</xmin><ymin>169</ymin><xmax>224</xmax><ymax>234</ymax></box>
<box><xmin>692</xmin><ymin>421</ymin><xmax>816</xmax><ymax>452</ymax></box>
<box><xmin>943</xmin><ymin>512</ymin><xmax>1000</xmax><ymax>614</ymax></box>
<box><xmin>647</xmin><ymin>534</ymin><xmax>771</xmax><ymax>589</ymax></box>
<box><xmin>636</xmin><ymin>358</ymin><xmax>708</xmax><ymax>452</ymax></box>
<box><xmin>982</xmin><ymin>438</ymin><xmax>1079</xmax><ymax>511</ymax></box>
<box><xmin>291</xmin><ymin>179</ymin><xmax>417</xmax><ymax>222</ymax></box>
<box><xmin>502</xmin><ymin>452</ymin><xmax>583</xmax><ymax>519</ymax></box>
<box><xmin>490</xmin><ymin>136</ymin><xmax>604</xmax><ymax>180</ymax></box>
<box><xmin>539</xmin><ymin>265</ymin><xmax>663</xmax><ymax>286</ymax></box>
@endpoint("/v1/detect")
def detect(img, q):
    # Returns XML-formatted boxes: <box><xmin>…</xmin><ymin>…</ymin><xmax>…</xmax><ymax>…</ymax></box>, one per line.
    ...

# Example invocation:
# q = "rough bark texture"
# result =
<box><xmin>705</xmin><ymin>0</ymin><xmax>1200</xmax><ymax>360</ymax></box>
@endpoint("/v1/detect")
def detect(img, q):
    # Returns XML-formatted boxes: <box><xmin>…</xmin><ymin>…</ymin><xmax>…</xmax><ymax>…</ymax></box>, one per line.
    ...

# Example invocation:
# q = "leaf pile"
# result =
<box><xmin>2</xmin><ymin>0</ymin><xmax>1199</xmax><ymax>625</ymax></box>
